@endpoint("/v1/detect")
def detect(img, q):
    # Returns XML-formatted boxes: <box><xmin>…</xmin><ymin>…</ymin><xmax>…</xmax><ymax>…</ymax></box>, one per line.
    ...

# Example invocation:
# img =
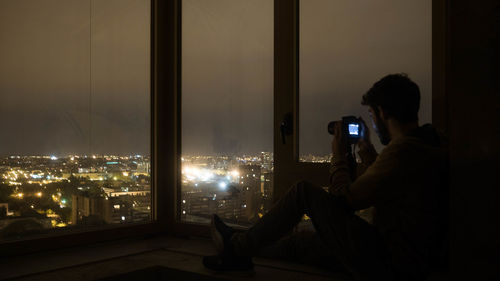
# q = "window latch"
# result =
<box><xmin>280</xmin><ymin>112</ymin><xmax>293</xmax><ymax>144</ymax></box>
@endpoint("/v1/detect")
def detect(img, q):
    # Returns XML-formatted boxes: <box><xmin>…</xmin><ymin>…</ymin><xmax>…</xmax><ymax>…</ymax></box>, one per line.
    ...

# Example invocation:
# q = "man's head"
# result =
<box><xmin>362</xmin><ymin>73</ymin><xmax>421</xmax><ymax>145</ymax></box>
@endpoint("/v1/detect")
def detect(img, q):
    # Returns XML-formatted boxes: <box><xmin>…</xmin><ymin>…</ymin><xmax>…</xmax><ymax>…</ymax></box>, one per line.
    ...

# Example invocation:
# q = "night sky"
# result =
<box><xmin>0</xmin><ymin>0</ymin><xmax>150</xmax><ymax>156</ymax></box>
<box><xmin>0</xmin><ymin>0</ymin><xmax>431</xmax><ymax>157</ymax></box>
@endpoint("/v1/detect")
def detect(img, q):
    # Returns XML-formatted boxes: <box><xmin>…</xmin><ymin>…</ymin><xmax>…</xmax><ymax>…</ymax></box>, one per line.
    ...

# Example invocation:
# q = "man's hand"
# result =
<box><xmin>329</xmin><ymin>121</ymin><xmax>351</xmax><ymax>197</ymax></box>
<box><xmin>331</xmin><ymin>121</ymin><xmax>347</xmax><ymax>161</ymax></box>
<box><xmin>355</xmin><ymin>117</ymin><xmax>378</xmax><ymax>171</ymax></box>
<box><xmin>357</xmin><ymin>117</ymin><xmax>374</xmax><ymax>151</ymax></box>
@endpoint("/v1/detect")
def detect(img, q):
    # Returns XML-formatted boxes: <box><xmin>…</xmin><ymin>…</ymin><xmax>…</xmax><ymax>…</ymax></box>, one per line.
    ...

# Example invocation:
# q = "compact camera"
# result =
<box><xmin>327</xmin><ymin>116</ymin><xmax>363</xmax><ymax>144</ymax></box>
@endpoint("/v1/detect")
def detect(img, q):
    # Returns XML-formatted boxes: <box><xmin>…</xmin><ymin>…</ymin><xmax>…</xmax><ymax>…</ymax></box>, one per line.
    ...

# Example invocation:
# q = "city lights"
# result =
<box><xmin>182</xmin><ymin>166</ymin><xmax>215</xmax><ymax>182</ymax></box>
<box><xmin>218</xmin><ymin>182</ymin><xmax>227</xmax><ymax>190</ymax></box>
<box><xmin>1</xmin><ymin>152</ymin><xmax>278</xmax><ymax>234</ymax></box>
<box><xmin>180</xmin><ymin>154</ymin><xmax>274</xmax><ymax>225</ymax></box>
<box><xmin>0</xmin><ymin>154</ymin><xmax>152</xmax><ymax>232</ymax></box>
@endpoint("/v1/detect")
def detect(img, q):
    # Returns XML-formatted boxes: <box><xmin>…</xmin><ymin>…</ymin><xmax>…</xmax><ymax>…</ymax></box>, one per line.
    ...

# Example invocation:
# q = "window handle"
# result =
<box><xmin>280</xmin><ymin>112</ymin><xmax>293</xmax><ymax>144</ymax></box>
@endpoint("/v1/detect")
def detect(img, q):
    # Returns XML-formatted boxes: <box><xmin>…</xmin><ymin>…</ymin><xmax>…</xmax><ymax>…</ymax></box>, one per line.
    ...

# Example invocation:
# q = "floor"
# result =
<box><xmin>0</xmin><ymin>235</ymin><xmax>352</xmax><ymax>281</ymax></box>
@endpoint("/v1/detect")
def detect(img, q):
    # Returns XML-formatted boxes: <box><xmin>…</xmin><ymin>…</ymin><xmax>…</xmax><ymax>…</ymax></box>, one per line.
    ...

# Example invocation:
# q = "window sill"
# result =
<box><xmin>0</xmin><ymin>235</ymin><xmax>352</xmax><ymax>281</ymax></box>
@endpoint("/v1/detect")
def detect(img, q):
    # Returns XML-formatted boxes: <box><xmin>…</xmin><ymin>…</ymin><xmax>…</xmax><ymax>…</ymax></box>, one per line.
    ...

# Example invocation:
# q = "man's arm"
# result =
<box><xmin>356</xmin><ymin>142</ymin><xmax>378</xmax><ymax>177</ymax></box>
<box><xmin>355</xmin><ymin>117</ymin><xmax>378</xmax><ymax>177</ymax></box>
<box><xmin>330</xmin><ymin>141</ymin><xmax>404</xmax><ymax>210</ymax></box>
<box><xmin>328</xmin><ymin>156</ymin><xmax>351</xmax><ymax>195</ymax></box>
<box><xmin>328</xmin><ymin>142</ymin><xmax>377</xmax><ymax>196</ymax></box>
<box><xmin>328</xmin><ymin>120</ymin><xmax>351</xmax><ymax>196</ymax></box>
<box><xmin>328</xmin><ymin>117</ymin><xmax>378</xmax><ymax>196</ymax></box>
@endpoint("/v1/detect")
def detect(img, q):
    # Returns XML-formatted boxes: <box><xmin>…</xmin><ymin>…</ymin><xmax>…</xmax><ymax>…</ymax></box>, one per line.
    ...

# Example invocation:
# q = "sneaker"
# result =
<box><xmin>202</xmin><ymin>254</ymin><xmax>254</xmax><ymax>272</ymax></box>
<box><xmin>204</xmin><ymin>215</ymin><xmax>254</xmax><ymax>273</ymax></box>
<box><xmin>210</xmin><ymin>214</ymin><xmax>236</xmax><ymax>254</ymax></box>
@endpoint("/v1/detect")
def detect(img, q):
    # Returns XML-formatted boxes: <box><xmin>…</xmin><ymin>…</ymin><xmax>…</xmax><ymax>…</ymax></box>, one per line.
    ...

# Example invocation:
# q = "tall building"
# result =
<box><xmin>238</xmin><ymin>164</ymin><xmax>262</xmax><ymax>223</ymax></box>
<box><xmin>71</xmin><ymin>194</ymin><xmax>149</xmax><ymax>225</ymax></box>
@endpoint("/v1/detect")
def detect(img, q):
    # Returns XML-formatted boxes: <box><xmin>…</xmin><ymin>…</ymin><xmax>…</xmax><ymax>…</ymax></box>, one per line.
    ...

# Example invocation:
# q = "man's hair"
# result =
<box><xmin>362</xmin><ymin>73</ymin><xmax>420</xmax><ymax>123</ymax></box>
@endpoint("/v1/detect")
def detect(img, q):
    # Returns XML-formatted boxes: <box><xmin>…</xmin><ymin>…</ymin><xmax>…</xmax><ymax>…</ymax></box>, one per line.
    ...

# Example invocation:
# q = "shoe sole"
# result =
<box><xmin>211</xmin><ymin>216</ymin><xmax>224</xmax><ymax>254</ymax></box>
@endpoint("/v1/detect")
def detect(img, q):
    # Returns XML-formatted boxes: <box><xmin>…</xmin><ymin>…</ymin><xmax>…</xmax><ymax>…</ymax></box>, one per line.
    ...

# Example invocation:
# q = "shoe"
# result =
<box><xmin>210</xmin><ymin>214</ymin><xmax>236</xmax><ymax>254</ymax></box>
<box><xmin>205</xmin><ymin>215</ymin><xmax>254</xmax><ymax>273</ymax></box>
<box><xmin>202</xmin><ymin>254</ymin><xmax>254</xmax><ymax>272</ymax></box>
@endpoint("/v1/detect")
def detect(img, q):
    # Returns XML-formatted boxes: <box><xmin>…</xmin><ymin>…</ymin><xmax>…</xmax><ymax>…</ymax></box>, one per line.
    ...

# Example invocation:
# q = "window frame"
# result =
<box><xmin>0</xmin><ymin>0</ymin><xmax>168</xmax><ymax>257</ymax></box>
<box><xmin>170</xmin><ymin>0</ymin><xmax>448</xmax><ymax>234</ymax></box>
<box><xmin>274</xmin><ymin>0</ymin><xmax>448</xmax><ymax>199</ymax></box>
<box><xmin>0</xmin><ymin>0</ymin><xmax>448</xmax><ymax>254</ymax></box>
<box><xmin>274</xmin><ymin>0</ymin><xmax>332</xmax><ymax>200</ymax></box>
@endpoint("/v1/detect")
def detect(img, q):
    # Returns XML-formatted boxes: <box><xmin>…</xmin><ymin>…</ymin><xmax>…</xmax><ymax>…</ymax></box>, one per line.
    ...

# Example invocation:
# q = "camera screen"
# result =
<box><xmin>348</xmin><ymin>123</ymin><xmax>359</xmax><ymax>136</ymax></box>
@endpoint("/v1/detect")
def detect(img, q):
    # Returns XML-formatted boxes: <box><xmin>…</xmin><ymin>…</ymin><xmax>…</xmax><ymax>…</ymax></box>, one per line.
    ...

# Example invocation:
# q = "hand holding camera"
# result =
<box><xmin>328</xmin><ymin>116</ymin><xmax>364</xmax><ymax>156</ymax></box>
<box><xmin>328</xmin><ymin>116</ymin><xmax>363</xmax><ymax>142</ymax></box>
<box><xmin>329</xmin><ymin>120</ymin><xmax>347</xmax><ymax>161</ymax></box>
<box><xmin>356</xmin><ymin>117</ymin><xmax>374</xmax><ymax>151</ymax></box>
<box><xmin>328</xmin><ymin>116</ymin><xmax>366</xmax><ymax>180</ymax></box>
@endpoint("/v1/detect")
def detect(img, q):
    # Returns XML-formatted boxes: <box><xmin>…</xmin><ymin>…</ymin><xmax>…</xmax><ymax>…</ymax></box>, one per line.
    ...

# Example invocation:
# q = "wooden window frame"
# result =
<box><xmin>0</xmin><ymin>0</ymin><xmax>448</xmax><ymax>255</ymax></box>
<box><xmin>0</xmin><ymin>0</ymin><xmax>170</xmax><ymax>257</ymax></box>
<box><xmin>170</xmin><ymin>0</ymin><xmax>448</xmax><ymax>234</ymax></box>
<box><xmin>274</xmin><ymin>0</ymin><xmax>448</xmax><ymax>199</ymax></box>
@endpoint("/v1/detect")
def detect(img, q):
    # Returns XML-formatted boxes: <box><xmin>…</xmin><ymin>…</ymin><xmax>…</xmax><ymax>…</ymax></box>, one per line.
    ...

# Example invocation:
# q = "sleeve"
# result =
<box><xmin>330</xmin><ymin>142</ymin><xmax>405</xmax><ymax>210</ymax></box>
<box><xmin>356</xmin><ymin>143</ymin><xmax>378</xmax><ymax>177</ymax></box>
<box><xmin>328</xmin><ymin>157</ymin><xmax>351</xmax><ymax>196</ymax></box>
<box><xmin>328</xmin><ymin>143</ymin><xmax>378</xmax><ymax>196</ymax></box>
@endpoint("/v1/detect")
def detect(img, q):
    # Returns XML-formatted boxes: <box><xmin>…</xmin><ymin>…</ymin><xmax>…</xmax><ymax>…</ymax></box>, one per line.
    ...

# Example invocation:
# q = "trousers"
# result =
<box><xmin>231</xmin><ymin>180</ymin><xmax>396</xmax><ymax>281</ymax></box>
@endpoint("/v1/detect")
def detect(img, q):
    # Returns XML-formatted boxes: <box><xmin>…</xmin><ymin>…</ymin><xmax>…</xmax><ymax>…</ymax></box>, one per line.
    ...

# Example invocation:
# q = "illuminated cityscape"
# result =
<box><xmin>0</xmin><ymin>152</ymin><xmax>332</xmax><ymax>239</ymax></box>
<box><xmin>0</xmin><ymin>154</ymin><xmax>151</xmax><ymax>240</ymax></box>
<box><xmin>180</xmin><ymin>152</ymin><xmax>330</xmax><ymax>226</ymax></box>
<box><xmin>180</xmin><ymin>152</ymin><xmax>274</xmax><ymax>226</ymax></box>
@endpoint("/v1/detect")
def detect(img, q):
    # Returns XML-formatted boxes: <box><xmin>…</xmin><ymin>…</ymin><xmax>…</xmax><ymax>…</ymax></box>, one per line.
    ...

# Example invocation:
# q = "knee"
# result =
<box><xmin>290</xmin><ymin>180</ymin><xmax>319</xmax><ymax>195</ymax></box>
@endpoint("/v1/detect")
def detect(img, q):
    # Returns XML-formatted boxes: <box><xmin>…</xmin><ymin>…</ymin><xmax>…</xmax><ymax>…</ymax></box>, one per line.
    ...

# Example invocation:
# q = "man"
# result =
<box><xmin>203</xmin><ymin>74</ymin><xmax>449</xmax><ymax>281</ymax></box>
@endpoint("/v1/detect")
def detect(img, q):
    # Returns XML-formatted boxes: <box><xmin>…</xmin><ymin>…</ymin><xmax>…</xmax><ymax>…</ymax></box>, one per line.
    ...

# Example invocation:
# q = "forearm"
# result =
<box><xmin>329</xmin><ymin>143</ymin><xmax>377</xmax><ymax>193</ymax></box>
<box><xmin>328</xmin><ymin>157</ymin><xmax>351</xmax><ymax>196</ymax></box>
<box><xmin>356</xmin><ymin>143</ymin><xmax>378</xmax><ymax>176</ymax></box>
<box><xmin>328</xmin><ymin>147</ymin><xmax>378</xmax><ymax>210</ymax></box>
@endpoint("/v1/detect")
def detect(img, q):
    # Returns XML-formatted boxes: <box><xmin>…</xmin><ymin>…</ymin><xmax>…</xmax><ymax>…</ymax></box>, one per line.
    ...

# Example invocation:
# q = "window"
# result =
<box><xmin>299</xmin><ymin>0</ymin><xmax>432</xmax><ymax>160</ymax></box>
<box><xmin>181</xmin><ymin>0</ymin><xmax>273</xmax><ymax>226</ymax></box>
<box><xmin>0</xmin><ymin>0</ymin><xmax>151</xmax><ymax>242</ymax></box>
<box><xmin>0</xmin><ymin>0</ymin><xmax>442</xmax><ymax>254</ymax></box>
<box><xmin>179</xmin><ymin>0</ymin><xmax>432</xmax><ymax>226</ymax></box>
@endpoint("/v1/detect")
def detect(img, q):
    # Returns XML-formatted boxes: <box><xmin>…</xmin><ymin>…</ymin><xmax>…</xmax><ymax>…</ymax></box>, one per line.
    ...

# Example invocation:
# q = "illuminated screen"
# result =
<box><xmin>348</xmin><ymin>123</ymin><xmax>359</xmax><ymax>136</ymax></box>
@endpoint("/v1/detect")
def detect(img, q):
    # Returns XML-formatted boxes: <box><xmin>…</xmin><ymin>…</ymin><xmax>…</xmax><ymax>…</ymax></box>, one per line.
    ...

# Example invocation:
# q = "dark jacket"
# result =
<box><xmin>330</xmin><ymin>124</ymin><xmax>449</xmax><ymax>278</ymax></box>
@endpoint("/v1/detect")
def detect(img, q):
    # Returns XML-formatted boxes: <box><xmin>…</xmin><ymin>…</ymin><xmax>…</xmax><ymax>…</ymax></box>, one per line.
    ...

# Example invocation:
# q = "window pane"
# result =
<box><xmin>181</xmin><ymin>0</ymin><xmax>273</xmax><ymax>226</ymax></box>
<box><xmin>299</xmin><ymin>0</ymin><xmax>432</xmax><ymax>160</ymax></box>
<box><xmin>0</xmin><ymin>0</ymin><xmax>151</xmax><ymax>241</ymax></box>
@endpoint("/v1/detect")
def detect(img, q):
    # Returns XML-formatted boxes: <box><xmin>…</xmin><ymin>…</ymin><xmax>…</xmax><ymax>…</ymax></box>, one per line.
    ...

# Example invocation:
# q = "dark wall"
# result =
<box><xmin>447</xmin><ymin>0</ymin><xmax>500</xmax><ymax>280</ymax></box>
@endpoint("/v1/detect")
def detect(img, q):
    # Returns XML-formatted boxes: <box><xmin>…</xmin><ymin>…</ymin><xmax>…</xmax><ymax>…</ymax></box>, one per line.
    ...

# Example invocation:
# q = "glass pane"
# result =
<box><xmin>182</xmin><ymin>0</ymin><xmax>273</xmax><ymax>226</ymax></box>
<box><xmin>0</xmin><ymin>0</ymin><xmax>150</xmax><ymax>241</ymax></box>
<box><xmin>299</xmin><ymin>0</ymin><xmax>432</xmax><ymax>160</ymax></box>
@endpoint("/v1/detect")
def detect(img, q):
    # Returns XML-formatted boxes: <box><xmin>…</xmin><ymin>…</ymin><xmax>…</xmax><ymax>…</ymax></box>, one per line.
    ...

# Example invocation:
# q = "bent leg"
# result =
<box><xmin>231</xmin><ymin>180</ymin><xmax>320</xmax><ymax>255</ymax></box>
<box><xmin>257</xmin><ymin>231</ymin><xmax>345</xmax><ymax>271</ymax></box>
<box><xmin>231</xmin><ymin>180</ymin><xmax>394</xmax><ymax>281</ymax></box>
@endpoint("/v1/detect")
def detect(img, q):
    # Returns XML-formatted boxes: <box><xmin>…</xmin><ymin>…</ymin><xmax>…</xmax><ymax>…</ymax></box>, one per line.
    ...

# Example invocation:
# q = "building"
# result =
<box><xmin>71</xmin><ymin>194</ymin><xmax>150</xmax><ymax>225</ymax></box>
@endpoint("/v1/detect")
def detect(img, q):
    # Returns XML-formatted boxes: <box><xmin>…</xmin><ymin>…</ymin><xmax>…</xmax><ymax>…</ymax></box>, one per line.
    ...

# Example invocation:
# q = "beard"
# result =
<box><xmin>373</xmin><ymin>115</ymin><xmax>391</xmax><ymax>145</ymax></box>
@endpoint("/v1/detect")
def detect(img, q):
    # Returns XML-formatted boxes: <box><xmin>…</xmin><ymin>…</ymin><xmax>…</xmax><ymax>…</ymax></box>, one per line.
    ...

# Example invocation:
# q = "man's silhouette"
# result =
<box><xmin>203</xmin><ymin>74</ymin><xmax>448</xmax><ymax>281</ymax></box>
